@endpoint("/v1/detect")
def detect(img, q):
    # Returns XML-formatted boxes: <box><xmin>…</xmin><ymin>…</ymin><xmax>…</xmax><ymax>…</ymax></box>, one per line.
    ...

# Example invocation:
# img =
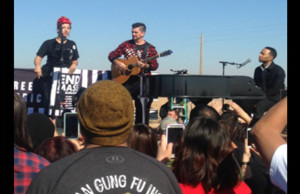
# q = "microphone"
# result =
<box><xmin>238</xmin><ymin>59</ymin><xmax>251</xmax><ymax>68</ymax></box>
<box><xmin>58</xmin><ymin>25</ymin><xmax>65</xmax><ymax>63</ymax></box>
<box><xmin>58</xmin><ymin>24</ymin><xmax>63</xmax><ymax>35</ymax></box>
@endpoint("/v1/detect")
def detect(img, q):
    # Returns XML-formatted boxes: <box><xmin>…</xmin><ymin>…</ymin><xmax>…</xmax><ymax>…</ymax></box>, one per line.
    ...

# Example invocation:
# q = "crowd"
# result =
<box><xmin>14</xmin><ymin>79</ymin><xmax>287</xmax><ymax>194</ymax></box>
<box><xmin>14</xmin><ymin>16</ymin><xmax>287</xmax><ymax>194</ymax></box>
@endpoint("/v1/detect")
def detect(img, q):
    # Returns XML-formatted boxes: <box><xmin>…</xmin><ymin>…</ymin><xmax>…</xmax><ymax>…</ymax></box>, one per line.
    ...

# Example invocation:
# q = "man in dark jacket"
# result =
<box><xmin>253</xmin><ymin>46</ymin><xmax>285</xmax><ymax>121</ymax></box>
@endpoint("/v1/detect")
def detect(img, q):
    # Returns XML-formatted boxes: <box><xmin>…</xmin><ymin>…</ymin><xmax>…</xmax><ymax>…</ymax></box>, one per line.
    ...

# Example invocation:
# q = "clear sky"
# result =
<box><xmin>14</xmin><ymin>0</ymin><xmax>287</xmax><ymax>85</ymax></box>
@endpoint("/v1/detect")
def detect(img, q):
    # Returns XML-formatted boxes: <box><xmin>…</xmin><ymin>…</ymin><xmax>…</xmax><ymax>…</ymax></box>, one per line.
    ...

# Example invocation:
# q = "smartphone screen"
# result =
<box><xmin>166</xmin><ymin>125</ymin><xmax>185</xmax><ymax>144</ymax></box>
<box><xmin>64</xmin><ymin>112</ymin><xmax>80</xmax><ymax>139</ymax></box>
<box><xmin>246</xmin><ymin>128</ymin><xmax>252</xmax><ymax>148</ymax></box>
<box><xmin>166</xmin><ymin>124</ymin><xmax>185</xmax><ymax>157</ymax></box>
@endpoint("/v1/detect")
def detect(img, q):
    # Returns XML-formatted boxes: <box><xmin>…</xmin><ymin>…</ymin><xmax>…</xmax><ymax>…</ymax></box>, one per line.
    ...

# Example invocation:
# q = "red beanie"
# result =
<box><xmin>57</xmin><ymin>16</ymin><xmax>71</xmax><ymax>29</ymax></box>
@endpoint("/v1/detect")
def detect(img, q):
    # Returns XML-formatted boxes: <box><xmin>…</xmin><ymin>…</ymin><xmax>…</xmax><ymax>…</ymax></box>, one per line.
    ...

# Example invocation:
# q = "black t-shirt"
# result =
<box><xmin>26</xmin><ymin>147</ymin><xmax>182</xmax><ymax>194</ymax></box>
<box><xmin>37</xmin><ymin>38</ymin><xmax>79</xmax><ymax>68</ymax></box>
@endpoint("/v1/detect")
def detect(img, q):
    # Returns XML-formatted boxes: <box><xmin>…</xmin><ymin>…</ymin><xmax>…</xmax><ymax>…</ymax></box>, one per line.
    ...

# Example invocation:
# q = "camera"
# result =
<box><xmin>222</xmin><ymin>104</ymin><xmax>230</xmax><ymax>111</ymax></box>
<box><xmin>63</xmin><ymin>112</ymin><xmax>80</xmax><ymax>139</ymax></box>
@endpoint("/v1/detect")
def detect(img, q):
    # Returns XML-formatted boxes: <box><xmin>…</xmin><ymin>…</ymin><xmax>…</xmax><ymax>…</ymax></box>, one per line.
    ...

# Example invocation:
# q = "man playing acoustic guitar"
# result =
<box><xmin>108</xmin><ymin>22</ymin><xmax>159</xmax><ymax>125</ymax></box>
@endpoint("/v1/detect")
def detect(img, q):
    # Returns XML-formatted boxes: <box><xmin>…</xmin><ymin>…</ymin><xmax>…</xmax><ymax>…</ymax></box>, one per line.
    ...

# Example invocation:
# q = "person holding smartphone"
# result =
<box><xmin>250</xmin><ymin>97</ymin><xmax>287</xmax><ymax>193</ymax></box>
<box><xmin>220</xmin><ymin>101</ymin><xmax>276</xmax><ymax>193</ymax></box>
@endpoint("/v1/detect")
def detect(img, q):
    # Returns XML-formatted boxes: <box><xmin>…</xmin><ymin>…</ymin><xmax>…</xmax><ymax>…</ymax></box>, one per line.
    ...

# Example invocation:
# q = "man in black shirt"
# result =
<box><xmin>253</xmin><ymin>47</ymin><xmax>285</xmax><ymax>122</ymax></box>
<box><xmin>34</xmin><ymin>16</ymin><xmax>79</xmax><ymax>116</ymax></box>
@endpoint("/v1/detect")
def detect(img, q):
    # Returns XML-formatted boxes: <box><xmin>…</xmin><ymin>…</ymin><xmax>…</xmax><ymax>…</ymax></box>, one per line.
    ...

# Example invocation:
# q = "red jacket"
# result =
<box><xmin>179</xmin><ymin>181</ymin><xmax>252</xmax><ymax>194</ymax></box>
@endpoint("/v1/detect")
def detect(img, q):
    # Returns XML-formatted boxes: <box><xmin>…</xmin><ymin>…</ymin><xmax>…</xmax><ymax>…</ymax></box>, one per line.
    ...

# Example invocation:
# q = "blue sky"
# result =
<box><xmin>14</xmin><ymin>0</ymin><xmax>287</xmax><ymax>85</ymax></box>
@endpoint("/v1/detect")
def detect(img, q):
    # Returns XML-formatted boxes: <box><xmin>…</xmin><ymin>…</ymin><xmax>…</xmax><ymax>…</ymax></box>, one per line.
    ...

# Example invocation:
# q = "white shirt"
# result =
<box><xmin>270</xmin><ymin>144</ymin><xmax>287</xmax><ymax>193</ymax></box>
<box><xmin>260</xmin><ymin>62</ymin><xmax>272</xmax><ymax>70</ymax></box>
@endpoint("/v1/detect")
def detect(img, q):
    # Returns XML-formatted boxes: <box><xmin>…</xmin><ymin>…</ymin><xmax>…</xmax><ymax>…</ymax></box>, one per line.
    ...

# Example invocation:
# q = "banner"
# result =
<box><xmin>14</xmin><ymin>68</ymin><xmax>111</xmax><ymax>116</ymax></box>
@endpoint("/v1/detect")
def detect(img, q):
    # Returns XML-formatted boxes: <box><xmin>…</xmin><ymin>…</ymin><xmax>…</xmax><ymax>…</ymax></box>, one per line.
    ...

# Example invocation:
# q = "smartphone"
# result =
<box><xmin>246</xmin><ymin>128</ymin><xmax>252</xmax><ymax>148</ymax></box>
<box><xmin>166</xmin><ymin>124</ymin><xmax>185</xmax><ymax>144</ymax></box>
<box><xmin>63</xmin><ymin>112</ymin><xmax>80</xmax><ymax>139</ymax></box>
<box><xmin>166</xmin><ymin>124</ymin><xmax>185</xmax><ymax>158</ymax></box>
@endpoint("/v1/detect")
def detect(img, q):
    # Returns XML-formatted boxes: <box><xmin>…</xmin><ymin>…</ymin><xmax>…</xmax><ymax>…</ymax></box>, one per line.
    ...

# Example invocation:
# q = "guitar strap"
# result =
<box><xmin>141</xmin><ymin>42</ymin><xmax>149</xmax><ymax>60</ymax></box>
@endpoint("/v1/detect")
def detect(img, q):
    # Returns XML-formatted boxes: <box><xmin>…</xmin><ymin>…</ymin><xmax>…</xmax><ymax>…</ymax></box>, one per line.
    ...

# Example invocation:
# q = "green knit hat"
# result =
<box><xmin>77</xmin><ymin>80</ymin><xmax>134</xmax><ymax>146</ymax></box>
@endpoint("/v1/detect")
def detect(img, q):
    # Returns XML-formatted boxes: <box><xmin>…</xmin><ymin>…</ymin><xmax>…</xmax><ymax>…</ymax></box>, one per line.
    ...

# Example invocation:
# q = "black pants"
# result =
<box><xmin>254</xmin><ymin>98</ymin><xmax>277</xmax><ymax>119</ymax></box>
<box><xmin>39</xmin><ymin>75</ymin><xmax>52</xmax><ymax>116</ymax></box>
<box><xmin>123</xmin><ymin>76</ymin><xmax>152</xmax><ymax>125</ymax></box>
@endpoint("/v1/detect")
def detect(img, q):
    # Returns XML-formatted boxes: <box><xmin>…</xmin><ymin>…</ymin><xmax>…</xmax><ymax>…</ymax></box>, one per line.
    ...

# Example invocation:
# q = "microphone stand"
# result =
<box><xmin>59</xmin><ymin>26</ymin><xmax>64</xmax><ymax>64</ymax></box>
<box><xmin>58</xmin><ymin>25</ymin><xmax>66</xmax><ymax>116</ymax></box>
<box><xmin>219</xmin><ymin>61</ymin><xmax>239</xmax><ymax>76</ymax></box>
<box><xmin>219</xmin><ymin>61</ymin><xmax>239</xmax><ymax>108</ymax></box>
<box><xmin>138</xmin><ymin>72</ymin><xmax>149</xmax><ymax>124</ymax></box>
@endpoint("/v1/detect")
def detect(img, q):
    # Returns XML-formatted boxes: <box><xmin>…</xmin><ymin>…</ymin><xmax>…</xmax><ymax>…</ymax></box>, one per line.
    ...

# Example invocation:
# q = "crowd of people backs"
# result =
<box><xmin>14</xmin><ymin>83</ymin><xmax>287</xmax><ymax>194</ymax></box>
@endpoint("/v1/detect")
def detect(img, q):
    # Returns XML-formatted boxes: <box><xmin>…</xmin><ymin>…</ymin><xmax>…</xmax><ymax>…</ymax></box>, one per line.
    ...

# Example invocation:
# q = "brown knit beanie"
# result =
<box><xmin>77</xmin><ymin>80</ymin><xmax>134</xmax><ymax>146</ymax></box>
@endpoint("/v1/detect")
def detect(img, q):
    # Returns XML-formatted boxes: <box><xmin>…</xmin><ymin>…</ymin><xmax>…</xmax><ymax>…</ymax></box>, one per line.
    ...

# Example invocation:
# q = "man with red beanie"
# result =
<box><xmin>33</xmin><ymin>16</ymin><xmax>79</xmax><ymax>116</ymax></box>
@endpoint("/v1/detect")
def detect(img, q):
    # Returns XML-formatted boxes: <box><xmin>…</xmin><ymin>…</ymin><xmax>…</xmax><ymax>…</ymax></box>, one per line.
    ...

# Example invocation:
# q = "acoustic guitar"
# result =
<box><xmin>111</xmin><ymin>50</ymin><xmax>172</xmax><ymax>84</ymax></box>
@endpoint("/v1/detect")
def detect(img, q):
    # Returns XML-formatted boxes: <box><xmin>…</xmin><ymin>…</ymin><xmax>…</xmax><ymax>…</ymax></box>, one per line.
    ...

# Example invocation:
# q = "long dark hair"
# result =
<box><xmin>172</xmin><ymin>116</ymin><xmax>241</xmax><ymax>192</ymax></box>
<box><xmin>220</xmin><ymin>111</ymin><xmax>248</xmax><ymax>142</ymax></box>
<box><xmin>127</xmin><ymin>123</ymin><xmax>158</xmax><ymax>158</ymax></box>
<box><xmin>14</xmin><ymin>92</ymin><xmax>33</xmax><ymax>151</ymax></box>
